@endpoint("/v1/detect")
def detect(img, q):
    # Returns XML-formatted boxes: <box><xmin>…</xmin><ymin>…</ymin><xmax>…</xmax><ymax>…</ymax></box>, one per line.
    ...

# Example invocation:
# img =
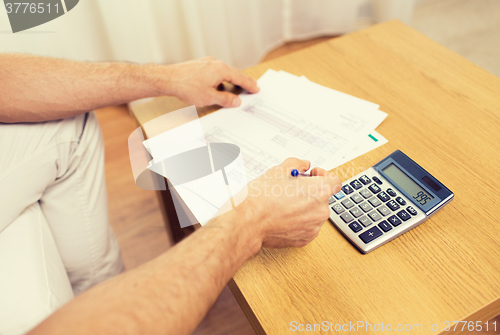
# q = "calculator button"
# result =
<box><xmin>360</xmin><ymin>189</ymin><xmax>373</xmax><ymax>199</ymax></box>
<box><xmin>368</xmin><ymin>210</ymin><xmax>382</xmax><ymax>222</ymax></box>
<box><xmin>350</xmin><ymin>207</ymin><xmax>363</xmax><ymax>218</ymax></box>
<box><xmin>342</xmin><ymin>184</ymin><xmax>354</xmax><ymax>195</ymax></box>
<box><xmin>350</xmin><ymin>193</ymin><xmax>364</xmax><ymax>204</ymax></box>
<box><xmin>386</xmin><ymin>188</ymin><xmax>397</xmax><ymax>197</ymax></box>
<box><xmin>358</xmin><ymin>215</ymin><xmax>372</xmax><ymax>227</ymax></box>
<box><xmin>341</xmin><ymin>199</ymin><xmax>355</xmax><ymax>209</ymax></box>
<box><xmin>377</xmin><ymin>205</ymin><xmax>391</xmax><ymax>216</ymax></box>
<box><xmin>386</xmin><ymin>200</ymin><xmax>400</xmax><ymax>211</ymax></box>
<box><xmin>359</xmin><ymin>202</ymin><xmax>372</xmax><ymax>213</ymax></box>
<box><xmin>359</xmin><ymin>175</ymin><xmax>371</xmax><ymax>185</ymax></box>
<box><xmin>396</xmin><ymin>196</ymin><xmax>406</xmax><ymax>206</ymax></box>
<box><xmin>350</xmin><ymin>179</ymin><xmax>363</xmax><ymax>190</ymax></box>
<box><xmin>388</xmin><ymin>215</ymin><xmax>402</xmax><ymax>227</ymax></box>
<box><xmin>368</xmin><ymin>197</ymin><xmax>382</xmax><ymax>207</ymax></box>
<box><xmin>349</xmin><ymin>222</ymin><xmax>363</xmax><ymax>233</ymax></box>
<box><xmin>406</xmin><ymin>206</ymin><xmax>418</xmax><ymax>216</ymax></box>
<box><xmin>329</xmin><ymin>196</ymin><xmax>336</xmax><ymax>205</ymax></box>
<box><xmin>368</xmin><ymin>184</ymin><xmax>381</xmax><ymax>194</ymax></box>
<box><xmin>372</xmin><ymin>176</ymin><xmax>383</xmax><ymax>185</ymax></box>
<box><xmin>340</xmin><ymin>212</ymin><xmax>354</xmax><ymax>223</ymax></box>
<box><xmin>332</xmin><ymin>204</ymin><xmax>345</xmax><ymax>214</ymax></box>
<box><xmin>397</xmin><ymin>210</ymin><xmax>411</xmax><ymax>221</ymax></box>
<box><xmin>334</xmin><ymin>191</ymin><xmax>345</xmax><ymax>200</ymax></box>
<box><xmin>359</xmin><ymin>226</ymin><xmax>383</xmax><ymax>244</ymax></box>
<box><xmin>378</xmin><ymin>220</ymin><xmax>392</xmax><ymax>232</ymax></box>
<box><xmin>377</xmin><ymin>192</ymin><xmax>390</xmax><ymax>202</ymax></box>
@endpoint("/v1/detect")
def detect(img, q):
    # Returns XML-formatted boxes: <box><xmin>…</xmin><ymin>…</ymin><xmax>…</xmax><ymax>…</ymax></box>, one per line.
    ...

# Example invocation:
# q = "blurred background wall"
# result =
<box><xmin>0</xmin><ymin>0</ymin><xmax>497</xmax><ymax>76</ymax></box>
<box><xmin>0</xmin><ymin>0</ymin><xmax>416</xmax><ymax>68</ymax></box>
<box><xmin>412</xmin><ymin>0</ymin><xmax>499</xmax><ymax>78</ymax></box>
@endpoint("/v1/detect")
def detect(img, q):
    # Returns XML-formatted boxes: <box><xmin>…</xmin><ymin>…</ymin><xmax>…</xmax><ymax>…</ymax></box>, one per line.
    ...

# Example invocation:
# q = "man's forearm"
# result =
<box><xmin>30</xmin><ymin>209</ymin><xmax>261</xmax><ymax>335</ymax></box>
<box><xmin>0</xmin><ymin>53</ymin><xmax>166</xmax><ymax>123</ymax></box>
<box><xmin>0</xmin><ymin>54</ymin><xmax>260</xmax><ymax>123</ymax></box>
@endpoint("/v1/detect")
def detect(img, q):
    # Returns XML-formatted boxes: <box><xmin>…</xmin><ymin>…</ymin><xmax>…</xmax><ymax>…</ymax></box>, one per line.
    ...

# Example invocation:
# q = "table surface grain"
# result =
<box><xmin>131</xmin><ymin>20</ymin><xmax>500</xmax><ymax>335</ymax></box>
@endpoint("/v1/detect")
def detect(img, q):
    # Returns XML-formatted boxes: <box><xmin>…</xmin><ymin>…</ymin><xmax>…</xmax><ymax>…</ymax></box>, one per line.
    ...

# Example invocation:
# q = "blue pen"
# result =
<box><xmin>291</xmin><ymin>169</ymin><xmax>310</xmax><ymax>177</ymax></box>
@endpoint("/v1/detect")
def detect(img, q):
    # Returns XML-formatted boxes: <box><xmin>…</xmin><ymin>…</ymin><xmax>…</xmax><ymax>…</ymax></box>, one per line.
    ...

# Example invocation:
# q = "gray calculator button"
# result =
<box><xmin>359</xmin><ymin>202</ymin><xmax>372</xmax><ymax>212</ymax></box>
<box><xmin>358</xmin><ymin>215</ymin><xmax>372</xmax><ymax>227</ymax></box>
<box><xmin>340</xmin><ymin>212</ymin><xmax>354</xmax><ymax>223</ymax></box>
<box><xmin>350</xmin><ymin>193</ymin><xmax>364</xmax><ymax>204</ymax></box>
<box><xmin>368</xmin><ymin>210</ymin><xmax>382</xmax><ymax>222</ymax></box>
<box><xmin>332</xmin><ymin>204</ymin><xmax>344</xmax><ymax>214</ymax></box>
<box><xmin>341</xmin><ymin>199</ymin><xmax>355</xmax><ymax>209</ymax></box>
<box><xmin>329</xmin><ymin>196</ymin><xmax>336</xmax><ymax>205</ymax></box>
<box><xmin>377</xmin><ymin>205</ymin><xmax>391</xmax><ymax>216</ymax></box>
<box><xmin>350</xmin><ymin>207</ymin><xmax>363</xmax><ymax>218</ymax></box>
<box><xmin>360</xmin><ymin>189</ymin><xmax>373</xmax><ymax>199</ymax></box>
<box><xmin>368</xmin><ymin>197</ymin><xmax>382</xmax><ymax>207</ymax></box>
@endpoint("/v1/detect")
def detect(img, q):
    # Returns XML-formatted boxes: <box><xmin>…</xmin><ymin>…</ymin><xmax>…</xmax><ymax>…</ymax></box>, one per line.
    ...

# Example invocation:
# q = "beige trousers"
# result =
<box><xmin>0</xmin><ymin>112</ymin><xmax>124</xmax><ymax>335</ymax></box>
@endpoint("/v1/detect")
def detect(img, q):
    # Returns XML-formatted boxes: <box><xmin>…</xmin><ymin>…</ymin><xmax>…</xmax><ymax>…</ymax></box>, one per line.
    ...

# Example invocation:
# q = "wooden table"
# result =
<box><xmin>131</xmin><ymin>21</ymin><xmax>500</xmax><ymax>335</ymax></box>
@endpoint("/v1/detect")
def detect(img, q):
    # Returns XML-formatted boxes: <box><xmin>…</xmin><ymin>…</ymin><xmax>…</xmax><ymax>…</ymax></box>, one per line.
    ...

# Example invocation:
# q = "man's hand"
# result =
<box><xmin>160</xmin><ymin>56</ymin><xmax>260</xmax><ymax>108</ymax></box>
<box><xmin>231</xmin><ymin>158</ymin><xmax>342</xmax><ymax>249</ymax></box>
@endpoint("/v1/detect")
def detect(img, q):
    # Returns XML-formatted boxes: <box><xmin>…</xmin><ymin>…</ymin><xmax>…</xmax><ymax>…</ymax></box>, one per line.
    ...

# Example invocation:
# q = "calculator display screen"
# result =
<box><xmin>382</xmin><ymin>164</ymin><xmax>434</xmax><ymax>206</ymax></box>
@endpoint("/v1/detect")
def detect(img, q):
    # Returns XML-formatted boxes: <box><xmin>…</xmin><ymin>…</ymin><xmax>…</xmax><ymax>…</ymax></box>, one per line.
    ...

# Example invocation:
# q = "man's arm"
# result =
<box><xmin>32</xmin><ymin>209</ymin><xmax>260</xmax><ymax>335</ymax></box>
<box><xmin>29</xmin><ymin>158</ymin><xmax>342</xmax><ymax>335</ymax></box>
<box><xmin>0</xmin><ymin>54</ymin><xmax>259</xmax><ymax>123</ymax></box>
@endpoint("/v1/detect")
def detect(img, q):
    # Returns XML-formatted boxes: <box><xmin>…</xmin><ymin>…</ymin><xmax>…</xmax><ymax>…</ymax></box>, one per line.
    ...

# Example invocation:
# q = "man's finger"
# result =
<box><xmin>310</xmin><ymin>167</ymin><xmax>327</xmax><ymax>176</ymax></box>
<box><xmin>280</xmin><ymin>157</ymin><xmax>311</xmax><ymax>174</ymax></box>
<box><xmin>224</xmin><ymin>65</ymin><xmax>260</xmax><ymax>94</ymax></box>
<box><xmin>212</xmin><ymin>91</ymin><xmax>241</xmax><ymax>107</ymax></box>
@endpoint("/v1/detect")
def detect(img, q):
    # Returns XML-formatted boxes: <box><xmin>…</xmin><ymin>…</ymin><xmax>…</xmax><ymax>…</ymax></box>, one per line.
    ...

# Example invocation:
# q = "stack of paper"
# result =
<box><xmin>199</xmin><ymin>69</ymin><xmax>388</xmax><ymax>179</ymax></box>
<box><xmin>144</xmin><ymin>69</ymin><xmax>388</xmax><ymax>225</ymax></box>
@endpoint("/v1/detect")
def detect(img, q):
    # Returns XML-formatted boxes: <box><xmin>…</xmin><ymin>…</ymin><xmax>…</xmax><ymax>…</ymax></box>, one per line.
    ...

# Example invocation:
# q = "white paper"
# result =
<box><xmin>199</xmin><ymin>70</ymin><xmax>388</xmax><ymax>179</ymax></box>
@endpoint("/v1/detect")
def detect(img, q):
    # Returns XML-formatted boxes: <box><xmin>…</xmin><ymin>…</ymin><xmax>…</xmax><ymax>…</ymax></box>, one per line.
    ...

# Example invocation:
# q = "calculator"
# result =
<box><xmin>329</xmin><ymin>150</ymin><xmax>454</xmax><ymax>254</ymax></box>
